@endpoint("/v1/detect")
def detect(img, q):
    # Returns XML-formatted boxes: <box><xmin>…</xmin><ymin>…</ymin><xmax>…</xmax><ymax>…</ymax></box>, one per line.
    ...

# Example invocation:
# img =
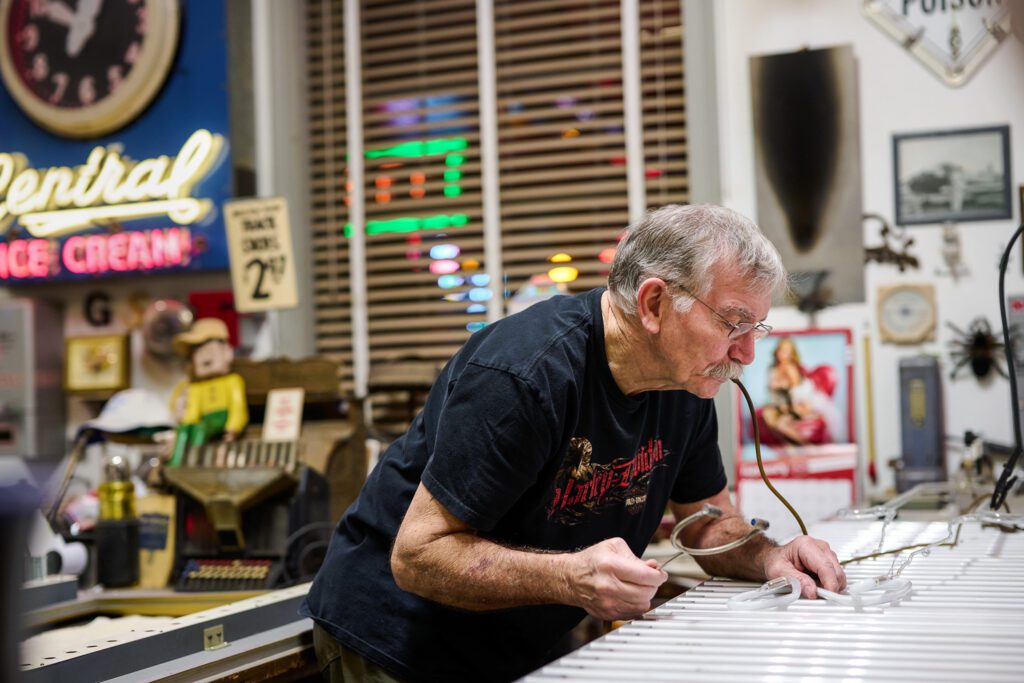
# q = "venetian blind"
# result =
<box><xmin>358</xmin><ymin>0</ymin><xmax>485</xmax><ymax>374</ymax></box>
<box><xmin>308</xmin><ymin>0</ymin><xmax>688</xmax><ymax>398</ymax></box>
<box><xmin>493</xmin><ymin>0</ymin><xmax>687</xmax><ymax>302</ymax></box>
<box><xmin>307</xmin><ymin>0</ymin><xmax>353</xmax><ymax>391</ymax></box>
<box><xmin>640</xmin><ymin>0</ymin><xmax>687</xmax><ymax>207</ymax></box>
<box><xmin>493</xmin><ymin>0</ymin><xmax>629</xmax><ymax>297</ymax></box>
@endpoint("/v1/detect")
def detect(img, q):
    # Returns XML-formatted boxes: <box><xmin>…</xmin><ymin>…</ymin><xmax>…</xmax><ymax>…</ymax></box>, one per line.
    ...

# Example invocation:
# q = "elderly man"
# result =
<box><xmin>302</xmin><ymin>204</ymin><xmax>846</xmax><ymax>682</ymax></box>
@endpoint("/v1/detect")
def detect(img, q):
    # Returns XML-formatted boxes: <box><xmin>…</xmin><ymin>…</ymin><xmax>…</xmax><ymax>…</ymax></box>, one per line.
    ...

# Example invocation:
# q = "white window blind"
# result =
<box><xmin>358</xmin><ymin>0</ymin><xmax>486</xmax><ymax>375</ymax></box>
<box><xmin>308</xmin><ymin>0</ymin><xmax>353</xmax><ymax>391</ymax></box>
<box><xmin>493</xmin><ymin>0</ymin><xmax>629</xmax><ymax>297</ymax></box>
<box><xmin>307</xmin><ymin>0</ymin><xmax>687</xmax><ymax>399</ymax></box>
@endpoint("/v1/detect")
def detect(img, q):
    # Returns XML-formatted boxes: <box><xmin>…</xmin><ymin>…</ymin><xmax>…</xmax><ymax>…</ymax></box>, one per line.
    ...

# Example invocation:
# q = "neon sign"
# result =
<box><xmin>0</xmin><ymin>129</ymin><xmax>225</xmax><ymax>282</ymax></box>
<box><xmin>0</xmin><ymin>227</ymin><xmax>191</xmax><ymax>281</ymax></box>
<box><xmin>63</xmin><ymin>228</ymin><xmax>191</xmax><ymax>274</ymax></box>
<box><xmin>0</xmin><ymin>129</ymin><xmax>221</xmax><ymax>238</ymax></box>
<box><xmin>345</xmin><ymin>136</ymin><xmax>469</xmax><ymax>236</ymax></box>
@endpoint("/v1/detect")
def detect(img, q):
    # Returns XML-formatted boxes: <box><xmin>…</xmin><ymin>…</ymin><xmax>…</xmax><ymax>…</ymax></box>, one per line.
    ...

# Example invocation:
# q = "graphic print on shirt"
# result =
<box><xmin>547</xmin><ymin>436</ymin><xmax>668</xmax><ymax>525</ymax></box>
<box><xmin>568</xmin><ymin>437</ymin><xmax>594</xmax><ymax>480</ymax></box>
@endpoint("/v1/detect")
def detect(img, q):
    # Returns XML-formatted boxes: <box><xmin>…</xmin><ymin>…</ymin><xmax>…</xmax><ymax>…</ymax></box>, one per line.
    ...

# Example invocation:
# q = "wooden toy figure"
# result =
<box><xmin>169</xmin><ymin>318</ymin><xmax>248</xmax><ymax>466</ymax></box>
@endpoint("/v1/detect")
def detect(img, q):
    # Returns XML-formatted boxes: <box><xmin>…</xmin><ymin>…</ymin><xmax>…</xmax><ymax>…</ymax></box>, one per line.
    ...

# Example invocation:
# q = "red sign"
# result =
<box><xmin>0</xmin><ymin>227</ymin><xmax>191</xmax><ymax>281</ymax></box>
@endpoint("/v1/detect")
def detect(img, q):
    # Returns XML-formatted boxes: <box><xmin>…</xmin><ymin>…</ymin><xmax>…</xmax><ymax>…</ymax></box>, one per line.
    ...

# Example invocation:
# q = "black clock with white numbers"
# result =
<box><xmin>0</xmin><ymin>0</ymin><xmax>180</xmax><ymax>138</ymax></box>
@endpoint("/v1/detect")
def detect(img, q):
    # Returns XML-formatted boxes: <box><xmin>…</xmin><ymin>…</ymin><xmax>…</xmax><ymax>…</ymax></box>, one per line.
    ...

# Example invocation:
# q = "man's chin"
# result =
<box><xmin>692</xmin><ymin>376</ymin><xmax>725</xmax><ymax>398</ymax></box>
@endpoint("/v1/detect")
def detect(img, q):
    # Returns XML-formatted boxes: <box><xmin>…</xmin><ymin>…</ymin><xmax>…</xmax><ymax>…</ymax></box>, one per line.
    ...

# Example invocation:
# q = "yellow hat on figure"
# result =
<box><xmin>172</xmin><ymin>318</ymin><xmax>230</xmax><ymax>357</ymax></box>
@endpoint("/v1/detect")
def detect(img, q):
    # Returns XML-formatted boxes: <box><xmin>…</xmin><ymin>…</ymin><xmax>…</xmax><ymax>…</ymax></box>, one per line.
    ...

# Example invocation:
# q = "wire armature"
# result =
<box><xmin>658</xmin><ymin>503</ymin><xmax>769</xmax><ymax>570</ymax></box>
<box><xmin>839</xmin><ymin>489</ymin><xmax>1020</xmax><ymax>568</ymax></box>
<box><xmin>887</xmin><ymin>509</ymin><xmax>1024</xmax><ymax>578</ymax></box>
<box><xmin>728</xmin><ymin>378</ymin><xmax>907</xmax><ymax>610</ymax></box>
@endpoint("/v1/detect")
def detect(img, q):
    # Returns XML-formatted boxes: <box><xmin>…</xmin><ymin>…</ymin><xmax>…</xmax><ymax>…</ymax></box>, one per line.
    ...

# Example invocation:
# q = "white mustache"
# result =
<box><xmin>703</xmin><ymin>361</ymin><xmax>744</xmax><ymax>380</ymax></box>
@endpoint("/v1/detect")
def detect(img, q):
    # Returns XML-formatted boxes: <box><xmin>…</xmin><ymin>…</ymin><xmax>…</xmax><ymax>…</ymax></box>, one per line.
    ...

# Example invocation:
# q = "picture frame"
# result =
<box><xmin>736</xmin><ymin>329</ymin><xmax>856</xmax><ymax>458</ymax></box>
<box><xmin>64</xmin><ymin>334</ymin><xmax>130</xmax><ymax>395</ymax></box>
<box><xmin>734</xmin><ymin>329</ymin><xmax>858</xmax><ymax>540</ymax></box>
<box><xmin>893</xmin><ymin>124</ymin><xmax>1012</xmax><ymax>226</ymax></box>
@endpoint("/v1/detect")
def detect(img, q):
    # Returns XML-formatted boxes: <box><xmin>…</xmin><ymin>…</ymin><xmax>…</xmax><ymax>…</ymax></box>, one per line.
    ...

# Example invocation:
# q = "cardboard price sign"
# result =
<box><xmin>224</xmin><ymin>197</ymin><xmax>298</xmax><ymax>312</ymax></box>
<box><xmin>262</xmin><ymin>387</ymin><xmax>305</xmax><ymax>442</ymax></box>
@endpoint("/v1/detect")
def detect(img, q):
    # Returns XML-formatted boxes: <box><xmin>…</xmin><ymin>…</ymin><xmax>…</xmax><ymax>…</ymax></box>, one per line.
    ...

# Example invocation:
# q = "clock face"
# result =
<box><xmin>0</xmin><ymin>0</ymin><xmax>180</xmax><ymax>138</ymax></box>
<box><xmin>878</xmin><ymin>284</ymin><xmax>937</xmax><ymax>344</ymax></box>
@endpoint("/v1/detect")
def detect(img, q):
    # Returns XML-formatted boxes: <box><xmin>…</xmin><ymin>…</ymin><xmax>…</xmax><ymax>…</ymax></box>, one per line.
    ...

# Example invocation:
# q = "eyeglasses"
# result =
<box><xmin>677</xmin><ymin>289</ymin><xmax>773</xmax><ymax>341</ymax></box>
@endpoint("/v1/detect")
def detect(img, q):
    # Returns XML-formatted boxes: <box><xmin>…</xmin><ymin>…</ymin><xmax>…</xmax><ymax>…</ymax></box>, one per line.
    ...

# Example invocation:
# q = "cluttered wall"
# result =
<box><xmin>712</xmin><ymin>0</ymin><xmax>1024</xmax><ymax>497</ymax></box>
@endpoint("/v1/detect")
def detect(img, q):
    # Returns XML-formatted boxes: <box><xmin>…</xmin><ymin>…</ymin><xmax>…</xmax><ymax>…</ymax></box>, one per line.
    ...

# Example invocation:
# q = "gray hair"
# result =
<box><xmin>606</xmin><ymin>204</ymin><xmax>786</xmax><ymax>315</ymax></box>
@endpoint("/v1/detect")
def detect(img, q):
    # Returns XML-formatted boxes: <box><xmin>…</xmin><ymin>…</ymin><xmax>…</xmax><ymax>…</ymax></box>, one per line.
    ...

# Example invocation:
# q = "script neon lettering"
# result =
<box><xmin>69</xmin><ymin>148</ymin><xmax>104</xmax><ymax>205</ymax></box>
<box><xmin>6</xmin><ymin>169</ymin><xmax>40</xmax><ymax>214</ymax></box>
<box><xmin>0</xmin><ymin>130</ymin><xmax>222</xmax><ymax>237</ymax></box>
<box><xmin>0</xmin><ymin>154</ymin><xmax>24</xmax><ymax>225</ymax></box>
<box><xmin>35</xmin><ymin>167</ymin><xmax>76</xmax><ymax>211</ymax></box>
<box><xmin>123</xmin><ymin>157</ymin><xmax>171</xmax><ymax>201</ymax></box>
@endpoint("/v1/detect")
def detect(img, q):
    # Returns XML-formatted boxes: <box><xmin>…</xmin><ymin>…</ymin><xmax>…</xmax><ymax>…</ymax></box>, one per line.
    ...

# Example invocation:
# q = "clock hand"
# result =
<box><xmin>79</xmin><ymin>0</ymin><xmax>104</xmax><ymax>21</ymax></box>
<box><xmin>66</xmin><ymin>20</ymin><xmax>96</xmax><ymax>57</ymax></box>
<box><xmin>66</xmin><ymin>0</ymin><xmax>104</xmax><ymax>58</ymax></box>
<box><xmin>43</xmin><ymin>0</ymin><xmax>76</xmax><ymax>28</ymax></box>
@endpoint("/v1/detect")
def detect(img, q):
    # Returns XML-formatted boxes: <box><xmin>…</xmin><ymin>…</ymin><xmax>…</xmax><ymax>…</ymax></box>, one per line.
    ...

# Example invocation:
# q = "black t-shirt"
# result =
<box><xmin>300</xmin><ymin>288</ymin><xmax>726</xmax><ymax>682</ymax></box>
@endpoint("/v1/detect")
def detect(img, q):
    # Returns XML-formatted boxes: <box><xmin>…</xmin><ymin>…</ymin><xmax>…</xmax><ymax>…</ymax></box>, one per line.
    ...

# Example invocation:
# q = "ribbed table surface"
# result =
<box><xmin>525</xmin><ymin>519</ymin><xmax>1024</xmax><ymax>682</ymax></box>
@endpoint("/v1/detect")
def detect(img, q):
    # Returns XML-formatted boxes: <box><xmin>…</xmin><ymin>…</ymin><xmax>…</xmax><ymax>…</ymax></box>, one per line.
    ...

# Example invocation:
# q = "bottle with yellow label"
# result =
<box><xmin>95</xmin><ymin>454</ymin><xmax>140</xmax><ymax>588</ymax></box>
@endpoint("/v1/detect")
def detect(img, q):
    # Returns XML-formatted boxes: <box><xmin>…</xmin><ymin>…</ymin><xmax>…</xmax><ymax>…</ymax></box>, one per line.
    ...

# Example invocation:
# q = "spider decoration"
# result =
<box><xmin>947</xmin><ymin>318</ymin><xmax>1008</xmax><ymax>381</ymax></box>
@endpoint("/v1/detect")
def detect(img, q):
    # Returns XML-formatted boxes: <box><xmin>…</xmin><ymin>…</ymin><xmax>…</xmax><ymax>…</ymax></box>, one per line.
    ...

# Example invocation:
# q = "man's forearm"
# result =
<box><xmin>393</xmin><ymin>483</ymin><xmax>667</xmax><ymax>618</ymax></box>
<box><xmin>392</xmin><ymin>532</ymin><xmax>574</xmax><ymax>610</ymax></box>
<box><xmin>686</xmin><ymin>515</ymin><xmax>779</xmax><ymax>582</ymax></box>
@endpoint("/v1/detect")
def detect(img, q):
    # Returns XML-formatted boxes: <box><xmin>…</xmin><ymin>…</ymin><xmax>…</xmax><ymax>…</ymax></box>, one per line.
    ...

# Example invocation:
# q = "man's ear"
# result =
<box><xmin>635</xmin><ymin>278</ymin><xmax>672</xmax><ymax>334</ymax></box>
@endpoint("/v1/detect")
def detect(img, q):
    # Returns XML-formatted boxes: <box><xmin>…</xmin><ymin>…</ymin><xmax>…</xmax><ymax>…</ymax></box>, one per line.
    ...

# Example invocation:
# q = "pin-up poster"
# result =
<box><xmin>735</xmin><ymin>329</ymin><xmax>858</xmax><ymax>540</ymax></box>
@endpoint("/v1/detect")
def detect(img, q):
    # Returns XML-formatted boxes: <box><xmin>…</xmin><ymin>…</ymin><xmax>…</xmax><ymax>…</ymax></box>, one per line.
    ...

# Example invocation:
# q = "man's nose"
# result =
<box><xmin>729</xmin><ymin>333</ymin><xmax>756</xmax><ymax>365</ymax></box>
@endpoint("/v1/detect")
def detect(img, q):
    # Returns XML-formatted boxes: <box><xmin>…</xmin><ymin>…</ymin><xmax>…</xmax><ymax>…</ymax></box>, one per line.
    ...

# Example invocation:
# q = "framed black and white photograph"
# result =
<box><xmin>893</xmin><ymin>125</ymin><xmax>1011</xmax><ymax>226</ymax></box>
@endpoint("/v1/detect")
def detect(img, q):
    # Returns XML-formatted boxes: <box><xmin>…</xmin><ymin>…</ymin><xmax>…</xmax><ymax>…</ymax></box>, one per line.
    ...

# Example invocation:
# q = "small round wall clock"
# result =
<box><xmin>0</xmin><ymin>0</ymin><xmax>180</xmax><ymax>139</ymax></box>
<box><xmin>877</xmin><ymin>283</ymin><xmax>938</xmax><ymax>345</ymax></box>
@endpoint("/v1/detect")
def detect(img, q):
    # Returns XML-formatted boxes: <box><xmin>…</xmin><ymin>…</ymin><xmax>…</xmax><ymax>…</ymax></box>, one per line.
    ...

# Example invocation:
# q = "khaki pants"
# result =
<box><xmin>313</xmin><ymin>623</ymin><xmax>403</xmax><ymax>683</ymax></box>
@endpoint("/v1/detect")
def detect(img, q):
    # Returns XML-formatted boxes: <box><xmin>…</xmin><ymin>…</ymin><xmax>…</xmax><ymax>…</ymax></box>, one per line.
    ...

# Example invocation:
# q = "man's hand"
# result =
<box><xmin>761</xmin><ymin>535</ymin><xmax>846</xmax><ymax>599</ymax></box>
<box><xmin>566</xmin><ymin>537</ymin><xmax>668</xmax><ymax>620</ymax></box>
<box><xmin>670</xmin><ymin>488</ymin><xmax>846</xmax><ymax>598</ymax></box>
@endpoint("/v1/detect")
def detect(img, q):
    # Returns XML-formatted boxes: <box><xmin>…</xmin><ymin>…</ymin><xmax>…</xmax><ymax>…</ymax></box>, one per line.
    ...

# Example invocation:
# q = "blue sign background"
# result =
<box><xmin>0</xmin><ymin>0</ymin><xmax>233</xmax><ymax>281</ymax></box>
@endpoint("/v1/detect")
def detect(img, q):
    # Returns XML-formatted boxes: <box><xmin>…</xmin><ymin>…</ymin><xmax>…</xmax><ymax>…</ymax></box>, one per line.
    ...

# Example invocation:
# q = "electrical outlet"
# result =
<box><xmin>203</xmin><ymin>624</ymin><xmax>227</xmax><ymax>651</ymax></box>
